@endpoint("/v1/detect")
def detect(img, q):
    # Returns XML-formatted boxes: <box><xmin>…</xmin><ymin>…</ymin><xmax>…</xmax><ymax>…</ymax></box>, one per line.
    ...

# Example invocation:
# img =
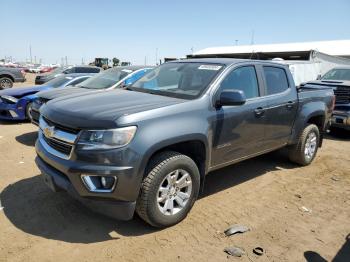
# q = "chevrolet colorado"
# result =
<box><xmin>35</xmin><ymin>58</ymin><xmax>334</xmax><ymax>227</ymax></box>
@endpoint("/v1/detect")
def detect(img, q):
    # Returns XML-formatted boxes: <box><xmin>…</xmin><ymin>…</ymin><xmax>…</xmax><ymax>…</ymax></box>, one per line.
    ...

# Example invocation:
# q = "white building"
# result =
<box><xmin>189</xmin><ymin>40</ymin><xmax>350</xmax><ymax>85</ymax></box>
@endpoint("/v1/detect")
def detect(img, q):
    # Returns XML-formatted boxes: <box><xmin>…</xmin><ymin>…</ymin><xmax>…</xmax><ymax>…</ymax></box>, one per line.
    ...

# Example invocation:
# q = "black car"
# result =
<box><xmin>35</xmin><ymin>65</ymin><xmax>101</xmax><ymax>85</ymax></box>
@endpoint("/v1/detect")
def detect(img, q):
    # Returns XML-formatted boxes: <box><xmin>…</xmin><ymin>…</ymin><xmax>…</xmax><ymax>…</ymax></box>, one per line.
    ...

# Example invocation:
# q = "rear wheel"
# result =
<box><xmin>0</xmin><ymin>77</ymin><xmax>13</xmax><ymax>89</ymax></box>
<box><xmin>288</xmin><ymin>124</ymin><xmax>320</xmax><ymax>166</ymax></box>
<box><xmin>136</xmin><ymin>151</ymin><xmax>200</xmax><ymax>227</ymax></box>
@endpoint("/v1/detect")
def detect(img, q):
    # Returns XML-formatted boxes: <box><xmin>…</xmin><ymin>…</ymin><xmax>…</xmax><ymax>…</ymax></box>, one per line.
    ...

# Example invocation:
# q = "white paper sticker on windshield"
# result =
<box><xmin>122</xmin><ymin>69</ymin><xmax>133</xmax><ymax>73</ymax></box>
<box><xmin>198</xmin><ymin>65</ymin><xmax>222</xmax><ymax>71</ymax></box>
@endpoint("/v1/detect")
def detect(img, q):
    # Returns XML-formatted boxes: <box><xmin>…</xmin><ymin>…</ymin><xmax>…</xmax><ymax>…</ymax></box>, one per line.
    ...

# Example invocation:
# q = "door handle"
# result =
<box><xmin>286</xmin><ymin>101</ymin><xmax>295</xmax><ymax>109</ymax></box>
<box><xmin>254</xmin><ymin>107</ymin><xmax>265</xmax><ymax>117</ymax></box>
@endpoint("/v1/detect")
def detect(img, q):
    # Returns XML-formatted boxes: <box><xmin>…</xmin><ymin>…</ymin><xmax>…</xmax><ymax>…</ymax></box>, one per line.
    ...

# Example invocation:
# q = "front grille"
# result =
<box><xmin>43</xmin><ymin>117</ymin><xmax>80</xmax><ymax>134</ymax></box>
<box><xmin>334</xmin><ymin>86</ymin><xmax>350</xmax><ymax>104</ymax></box>
<box><xmin>31</xmin><ymin>109</ymin><xmax>40</xmax><ymax>123</ymax></box>
<box><xmin>43</xmin><ymin>135</ymin><xmax>73</xmax><ymax>155</ymax></box>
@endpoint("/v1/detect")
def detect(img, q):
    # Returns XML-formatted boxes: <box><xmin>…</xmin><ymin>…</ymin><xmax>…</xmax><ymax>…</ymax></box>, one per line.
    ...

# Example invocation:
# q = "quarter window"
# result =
<box><xmin>220</xmin><ymin>66</ymin><xmax>259</xmax><ymax>99</ymax></box>
<box><xmin>263</xmin><ymin>66</ymin><xmax>289</xmax><ymax>95</ymax></box>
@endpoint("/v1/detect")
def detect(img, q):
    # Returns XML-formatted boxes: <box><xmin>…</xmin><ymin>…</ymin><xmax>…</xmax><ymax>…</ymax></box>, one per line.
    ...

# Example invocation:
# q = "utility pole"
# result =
<box><xmin>156</xmin><ymin>48</ymin><xmax>158</xmax><ymax>65</ymax></box>
<box><xmin>34</xmin><ymin>56</ymin><xmax>36</xmax><ymax>64</ymax></box>
<box><xmin>190</xmin><ymin>47</ymin><xmax>194</xmax><ymax>55</ymax></box>
<box><xmin>65</xmin><ymin>56</ymin><xmax>68</xmax><ymax>66</ymax></box>
<box><xmin>29</xmin><ymin>45</ymin><xmax>32</xmax><ymax>63</ymax></box>
<box><xmin>144</xmin><ymin>56</ymin><xmax>147</xmax><ymax>65</ymax></box>
<box><xmin>250</xmin><ymin>30</ymin><xmax>255</xmax><ymax>45</ymax></box>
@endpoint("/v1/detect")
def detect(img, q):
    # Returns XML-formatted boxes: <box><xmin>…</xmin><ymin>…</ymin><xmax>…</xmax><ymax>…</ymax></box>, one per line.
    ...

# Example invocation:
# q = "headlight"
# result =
<box><xmin>77</xmin><ymin>126</ymin><xmax>137</xmax><ymax>150</ymax></box>
<box><xmin>1</xmin><ymin>95</ymin><xmax>18</xmax><ymax>104</ymax></box>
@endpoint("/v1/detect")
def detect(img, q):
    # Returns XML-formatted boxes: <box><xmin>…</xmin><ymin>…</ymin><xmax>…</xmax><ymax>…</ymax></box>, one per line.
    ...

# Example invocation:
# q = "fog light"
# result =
<box><xmin>101</xmin><ymin>176</ymin><xmax>115</xmax><ymax>189</ymax></box>
<box><xmin>346</xmin><ymin>117</ymin><xmax>350</xmax><ymax>126</ymax></box>
<box><xmin>81</xmin><ymin>175</ymin><xmax>117</xmax><ymax>193</ymax></box>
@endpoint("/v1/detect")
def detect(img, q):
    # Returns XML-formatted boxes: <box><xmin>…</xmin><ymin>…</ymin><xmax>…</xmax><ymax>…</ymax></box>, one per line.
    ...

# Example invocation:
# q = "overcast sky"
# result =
<box><xmin>1</xmin><ymin>0</ymin><xmax>350</xmax><ymax>65</ymax></box>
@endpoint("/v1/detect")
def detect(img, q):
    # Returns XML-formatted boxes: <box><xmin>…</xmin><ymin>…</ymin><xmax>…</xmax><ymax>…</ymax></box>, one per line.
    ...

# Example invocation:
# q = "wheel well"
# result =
<box><xmin>0</xmin><ymin>74</ymin><xmax>14</xmax><ymax>82</ymax></box>
<box><xmin>307</xmin><ymin>115</ymin><xmax>324</xmax><ymax>131</ymax></box>
<box><xmin>307</xmin><ymin>115</ymin><xmax>325</xmax><ymax>147</ymax></box>
<box><xmin>148</xmin><ymin>140</ymin><xmax>207</xmax><ymax>190</ymax></box>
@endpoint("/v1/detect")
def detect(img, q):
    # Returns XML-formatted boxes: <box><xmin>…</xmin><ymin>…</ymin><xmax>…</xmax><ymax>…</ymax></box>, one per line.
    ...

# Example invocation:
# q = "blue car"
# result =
<box><xmin>0</xmin><ymin>73</ymin><xmax>94</xmax><ymax>121</ymax></box>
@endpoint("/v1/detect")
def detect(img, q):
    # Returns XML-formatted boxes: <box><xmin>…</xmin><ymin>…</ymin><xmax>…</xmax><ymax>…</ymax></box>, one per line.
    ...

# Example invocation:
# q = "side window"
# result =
<box><xmin>263</xmin><ymin>66</ymin><xmax>289</xmax><ymax>95</ymax></box>
<box><xmin>90</xmin><ymin>67</ymin><xmax>101</xmax><ymax>73</ymax></box>
<box><xmin>69</xmin><ymin>77</ymin><xmax>89</xmax><ymax>86</ymax></box>
<box><xmin>63</xmin><ymin>68</ymin><xmax>75</xmax><ymax>74</ymax></box>
<box><xmin>220</xmin><ymin>66</ymin><xmax>259</xmax><ymax>99</ymax></box>
<box><xmin>75</xmin><ymin>67</ymin><xmax>86</xmax><ymax>73</ymax></box>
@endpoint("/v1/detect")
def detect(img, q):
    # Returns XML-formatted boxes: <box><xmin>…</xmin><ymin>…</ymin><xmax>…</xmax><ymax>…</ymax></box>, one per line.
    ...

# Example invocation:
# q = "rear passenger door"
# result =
<box><xmin>260</xmin><ymin>65</ymin><xmax>298</xmax><ymax>148</ymax></box>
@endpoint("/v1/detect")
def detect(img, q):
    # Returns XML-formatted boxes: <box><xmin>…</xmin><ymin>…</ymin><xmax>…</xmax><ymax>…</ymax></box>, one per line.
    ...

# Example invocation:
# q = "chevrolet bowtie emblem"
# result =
<box><xmin>43</xmin><ymin>126</ymin><xmax>55</xmax><ymax>138</ymax></box>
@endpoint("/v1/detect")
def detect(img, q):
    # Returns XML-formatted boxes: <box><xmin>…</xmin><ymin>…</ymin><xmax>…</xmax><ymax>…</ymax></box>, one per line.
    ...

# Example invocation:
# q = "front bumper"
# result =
<box><xmin>331</xmin><ymin>112</ymin><xmax>350</xmax><ymax>130</ymax></box>
<box><xmin>35</xmin><ymin>156</ymin><xmax>136</xmax><ymax>220</ymax></box>
<box><xmin>0</xmin><ymin>101</ymin><xmax>26</xmax><ymax>120</ymax></box>
<box><xmin>35</xmin><ymin>132</ymin><xmax>143</xmax><ymax>220</ymax></box>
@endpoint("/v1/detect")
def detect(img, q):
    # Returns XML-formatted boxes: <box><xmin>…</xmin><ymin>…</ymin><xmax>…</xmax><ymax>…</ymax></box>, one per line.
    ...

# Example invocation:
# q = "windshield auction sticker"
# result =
<box><xmin>198</xmin><ymin>65</ymin><xmax>222</xmax><ymax>70</ymax></box>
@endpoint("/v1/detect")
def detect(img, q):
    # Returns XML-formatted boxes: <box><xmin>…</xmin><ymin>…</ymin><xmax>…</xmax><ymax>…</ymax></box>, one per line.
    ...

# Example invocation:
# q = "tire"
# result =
<box><xmin>136</xmin><ymin>151</ymin><xmax>200</xmax><ymax>228</ymax></box>
<box><xmin>0</xmin><ymin>77</ymin><xmax>13</xmax><ymax>89</ymax></box>
<box><xmin>288</xmin><ymin>124</ymin><xmax>320</xmax><ymax>166</ymax></box>
<box><xmin>26</xmin><ymin>102</ymin><xmax>33</xmax><ymax>121</ymax></box>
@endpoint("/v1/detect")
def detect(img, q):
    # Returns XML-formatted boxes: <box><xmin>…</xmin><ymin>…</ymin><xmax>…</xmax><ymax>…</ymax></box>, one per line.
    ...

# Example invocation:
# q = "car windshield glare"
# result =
<box><xmin>46</xmin><ymin>76</ymin><xmax>73</xmax><ymax>88</ymax></box>
<box><xmin>76</xmin><ymin>68</ymin><xmax>130</xmax><ymax>89</ymax></box>
<box><xmin>130</xmin><ymin>62</ymin><xmax>224</xmax><ymax>99</ymax></box>
<box><xmin>322</xmin><ymin>69</ymin><xmax>350</xmax><ymax>81</ymax></box>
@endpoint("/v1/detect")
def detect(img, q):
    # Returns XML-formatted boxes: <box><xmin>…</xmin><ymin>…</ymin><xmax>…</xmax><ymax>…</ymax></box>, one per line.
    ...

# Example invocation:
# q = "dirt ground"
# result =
<box><xmin>0</xmin><ymin>77</ymin><xmax>349</xmax><ymax>262</ymax></box>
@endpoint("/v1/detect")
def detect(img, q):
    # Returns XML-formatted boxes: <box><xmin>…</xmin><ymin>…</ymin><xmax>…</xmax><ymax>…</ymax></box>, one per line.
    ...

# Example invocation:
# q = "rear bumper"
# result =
<box><xmin>35</xmin><ymin>156</ymin><xmax>136</xmax><ymax>220</ymax></box>
<box><xmin>35</xmin><ymin>79</ymin><xmax>46</xmax><ymax>85</ymax></box>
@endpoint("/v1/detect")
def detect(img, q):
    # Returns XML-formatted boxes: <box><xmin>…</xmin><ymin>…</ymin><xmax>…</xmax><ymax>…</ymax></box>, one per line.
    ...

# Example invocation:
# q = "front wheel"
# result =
<box><xmin>26</xmin><ymin>102</ymin><xmax>33</xmax><ymax>121</ymax></box>
<box><xmin>288</xmin><ymin>124</ymin><xmax>320</xmax><ymax>166</ymax></box>
<box><xmin>136</xmin><ymin>151</ymin><xmax>200</xmax><ymax>228</ymax></box>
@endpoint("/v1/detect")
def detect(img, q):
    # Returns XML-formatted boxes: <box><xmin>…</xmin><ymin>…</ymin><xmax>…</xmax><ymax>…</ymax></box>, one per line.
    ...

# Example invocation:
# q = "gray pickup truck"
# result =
<box><xmin>35</xmin><ymin>58</ymin><xmax>334</xmax><ymax>227</ymax></box>
<box><xmin>0</xmin><ymin>66</ymin><xmax>26</xmax><ymax>89</ymax></box>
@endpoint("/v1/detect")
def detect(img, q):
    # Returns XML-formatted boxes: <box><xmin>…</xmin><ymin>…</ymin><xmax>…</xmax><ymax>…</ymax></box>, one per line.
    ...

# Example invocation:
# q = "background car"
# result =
<box><xmin>35</xmin><ymin>65</ymin><xmax>101</xmax><ymax>85</ymax></box>
<box><xmin>0</xmin><ymin>66</ymin><xmax>26</xmax><ymax>89</ymax></box>
<box><xmin>0</xmin><ymin>73</ymin><xmax>94</xmax><ymax>121</ymax></box>
<box><xmin>31</xmin><ymin>66</ymin><xmax>154</xmax><ymax>124</ymax></box>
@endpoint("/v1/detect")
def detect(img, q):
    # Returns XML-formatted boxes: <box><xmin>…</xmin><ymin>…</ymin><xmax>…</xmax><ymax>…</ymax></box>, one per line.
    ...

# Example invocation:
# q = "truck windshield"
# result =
<box><xmin>130</xmin><ymin>62</ymin><xmax>224</xmax><ymax>99</ymax></box>
<box><xmin>76</xmin><ymin>68</ymin><xmax>130</xmax><ymax>89</ymax></box>
<box><xmin>322</xmin><ymin>68</ymin><xmax>350</xmax><ymax>81</ymax></box>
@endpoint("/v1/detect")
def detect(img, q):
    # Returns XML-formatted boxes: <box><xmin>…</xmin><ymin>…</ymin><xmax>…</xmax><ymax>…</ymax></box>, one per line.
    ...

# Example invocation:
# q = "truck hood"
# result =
<box><xmin>0</xmin><ymin>85</ymin><xmax>51</xmax><ymax>98</ymax></box>
<box><xmin>41</xmin><ymin>89</ymin><xmax>185</xmax><ymax>129</ymax></box>
<box><xmin>37</xmin><ymin>86</ymin><xmax>95</xmax><ymax>100</ymax></box>
<box><xmin>307</xmin><ymin>80</ymin><xmax>350</xmax><ymax>87</ymax></box>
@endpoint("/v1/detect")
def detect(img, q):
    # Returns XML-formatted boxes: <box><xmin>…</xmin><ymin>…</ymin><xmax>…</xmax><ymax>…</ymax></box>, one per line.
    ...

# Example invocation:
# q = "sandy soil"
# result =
<box><xmin>0</xmin><ymin>80</ymin><xmax>349</xmax><ymax>262</ymax></box>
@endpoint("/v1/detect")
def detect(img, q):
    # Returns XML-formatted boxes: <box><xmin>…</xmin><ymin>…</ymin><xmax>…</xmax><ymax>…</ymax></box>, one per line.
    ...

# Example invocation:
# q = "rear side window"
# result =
<box><xmin>263</xmin><ymin>66</ymin><xmax>289</xmax><ymax>95</ymax></box>
<box><xmin>220</xmin><ymin>66</ymin><xmax>259</xmax><ymax>99</ymax></box>
<box><xmin>89</xmin><ymin>67</ymin><xmax>101</xmax><ymax>73</ymax></box>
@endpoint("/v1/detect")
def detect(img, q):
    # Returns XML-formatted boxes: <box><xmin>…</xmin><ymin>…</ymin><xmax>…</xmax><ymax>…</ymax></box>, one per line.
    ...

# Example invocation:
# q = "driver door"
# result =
<box><xmin>211</xmin><ymin>65</ymin><xmax>269</xmax><ymax>168</ymax></box>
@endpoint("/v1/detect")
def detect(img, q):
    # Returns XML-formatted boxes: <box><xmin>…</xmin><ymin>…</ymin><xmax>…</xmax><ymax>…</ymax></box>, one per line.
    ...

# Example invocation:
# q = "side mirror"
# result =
<box><xmin>216</xmin><ymin>89</ymin><xmax>246</xmax><ymax>107</ymax></box>
<box><xmin>316</xmin><ymin>74</ymin><xmax>322</xmax><ymax>80</ymax></box>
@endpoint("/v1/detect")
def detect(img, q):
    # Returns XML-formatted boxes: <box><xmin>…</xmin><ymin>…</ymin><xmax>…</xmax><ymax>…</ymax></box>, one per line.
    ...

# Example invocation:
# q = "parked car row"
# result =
<box><xmin>1</xmin><ymin>58</ymin><xmax>345</xmax><ymax>228</ymax></box>
<box><xmin>35</xmin><ymin>65</ymin><xmax>102</xmax><ymax>85</ymax></box>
